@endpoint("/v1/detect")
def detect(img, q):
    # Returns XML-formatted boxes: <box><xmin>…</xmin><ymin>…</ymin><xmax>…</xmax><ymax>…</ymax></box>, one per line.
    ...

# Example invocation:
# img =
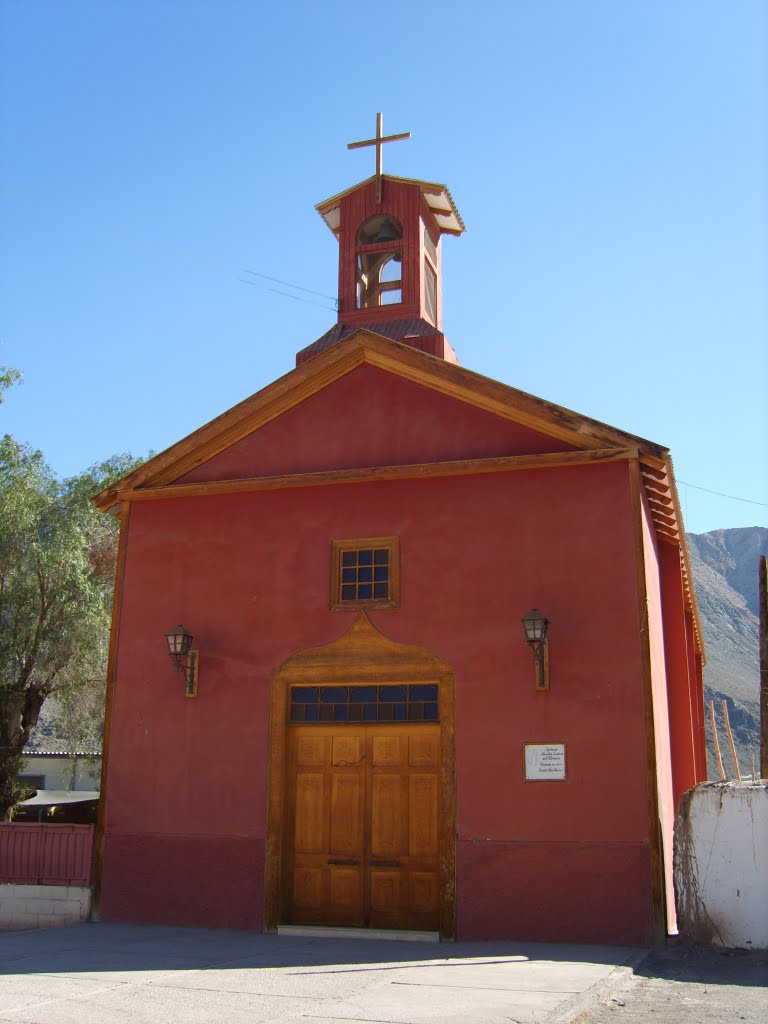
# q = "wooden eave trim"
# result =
<box><xmin>639</xmin><ymin>453</ymin><xmax>705</xmax><ymax>663</ymax></box>
<box><xmin>655</xmin><ymin>526</ymin><xmax>680</xmax><ymax>542</ymax></box>
<box><xmin>93</xmin><ymin>332</ymin><xmax>669</xmax><ymax>512</ymax></box>
<box><xmin>664</xmin><ymin>457</ymin><xmax>705</xmax><ymax>664</ymax></box>
<box><xmin>117</xmin><ymin>447</ymin><xmax>640</xmax><ymax>504</ymax></box>
<box><xmin>656</xmin><ymin>531</ymin><xmax>681</xmax><ymax>546</ymax></box>
<box><xmin>644</xmin><ymin>480</ymin><xmax>672</xmax><ymax>501</ymax></box>
<box><xmin>650</xmin><ymin>509</ymin><xmax>678</xmax><ymax>529</ymax></box>
<box><xmin>358</xmin><ymin>340</ymin><xmax>668</xmax><ymax>459</ymax></box>
<box><xmin>648</xmin><ymin>506</ymin><xmax>675</xmax><ymax>524</ymax></box>
<box><xmin>639</xmin><ymin>456</ymin><xmax>668</xmax><ymax>475</ymax></box>
<box><xmin>92</xmin><ymin>344</ymin><xmax>367</xmax><ymax>510</ymax></box>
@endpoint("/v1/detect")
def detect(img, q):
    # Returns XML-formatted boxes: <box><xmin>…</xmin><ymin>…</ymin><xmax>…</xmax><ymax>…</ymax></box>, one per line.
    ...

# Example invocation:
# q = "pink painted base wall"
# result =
<box><xmin>101</xmin><ymin>835</ymin><xmax>264</xmax><ymax>929</ymax></box>
<box><xmin>457</xmin><ymin>841</ymin><xmax>654</xmax><ymax>944</ymax></box>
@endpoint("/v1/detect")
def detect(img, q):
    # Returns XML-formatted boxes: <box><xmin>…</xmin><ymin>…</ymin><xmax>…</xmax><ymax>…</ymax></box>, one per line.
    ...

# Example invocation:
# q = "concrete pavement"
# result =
<box><xmin>0</xmin><ymin>923</ymin><xmax>646</xmax><ymax>1024</ymax></box>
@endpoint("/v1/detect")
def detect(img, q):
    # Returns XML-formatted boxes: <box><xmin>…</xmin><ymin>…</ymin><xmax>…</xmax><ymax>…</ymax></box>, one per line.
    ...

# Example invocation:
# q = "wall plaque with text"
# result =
<box><xmin>524</xmin><ymin>743</ymin><xmax>566</xmax><ymax>781</ymax></box>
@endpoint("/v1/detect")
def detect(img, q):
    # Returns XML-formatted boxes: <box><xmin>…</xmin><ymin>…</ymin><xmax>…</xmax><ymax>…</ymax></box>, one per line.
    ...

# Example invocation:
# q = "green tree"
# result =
<box><xmin>0</xmin><ymin>435</ymin><xmax>139</xmax><ymax>816</ymax></box>
<box><xmin>0</xmin><ymin>367</ymin><xmax>22</xmax><ymax>401</ymax></box>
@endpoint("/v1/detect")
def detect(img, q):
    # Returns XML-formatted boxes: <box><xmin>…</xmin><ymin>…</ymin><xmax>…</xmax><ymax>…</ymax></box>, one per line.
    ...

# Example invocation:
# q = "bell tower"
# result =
<box><xmin>296</xmin><ymin>115</ymin><xmax>464</xmax><ymax>366</ymax></box>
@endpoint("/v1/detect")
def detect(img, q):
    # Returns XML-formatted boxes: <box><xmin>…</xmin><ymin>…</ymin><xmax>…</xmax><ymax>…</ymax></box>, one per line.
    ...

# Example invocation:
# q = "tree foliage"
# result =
<box><xmin>0</xmin><ymin>433</ymin><xmax>139</xmax><ymax>815</ymax></box>
<box><xmin>0</xmin><ymin>367</ymin><xmax>22</xmax><ymax>401</ymax></box>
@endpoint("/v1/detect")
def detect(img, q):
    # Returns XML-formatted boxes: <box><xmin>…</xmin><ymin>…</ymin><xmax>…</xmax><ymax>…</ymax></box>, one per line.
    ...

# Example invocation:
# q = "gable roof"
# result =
<box><xmin>93</xmin><ymin>328</ymin><xmax>666</xmax><ymax>509</ymax></box>
<box><xmin>91</xmin><ymin>328</ymin><xmax>702</xmax><ymax>656</ymax></box>
<box><xmin>316</xmin><ymin>175</ymin><xmax>465</xmax><ymax>237</ymax></box>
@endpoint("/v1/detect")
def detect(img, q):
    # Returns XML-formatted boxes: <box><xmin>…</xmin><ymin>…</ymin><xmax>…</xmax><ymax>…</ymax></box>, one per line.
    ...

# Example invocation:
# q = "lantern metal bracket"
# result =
<box><xmin>179</xmin><ymin>650</ymin><xmax>199</xmax><ymax>698</ymax></box>
<box><xmin>532</xmin><ymin>642</ymin><xmax>549</xmax><ymax>692</ymax></box>
<box><xmin>521</xmin><ymin>608</ymin><xmax>550</xmax><ymax>692</ymax></box>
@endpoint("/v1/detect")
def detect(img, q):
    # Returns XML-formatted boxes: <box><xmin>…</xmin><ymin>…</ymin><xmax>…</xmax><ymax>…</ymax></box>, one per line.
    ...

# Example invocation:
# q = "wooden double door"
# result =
<box><xmin>283</xmin><ymin>723</ymin><xmax>441</xmax><ymax>931</ymax></box>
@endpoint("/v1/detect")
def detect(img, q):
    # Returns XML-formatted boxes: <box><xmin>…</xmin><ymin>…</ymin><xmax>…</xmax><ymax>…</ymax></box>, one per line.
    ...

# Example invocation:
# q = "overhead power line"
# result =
<box><xmin>243</xmin><ymin>269</ymin><xmax>337</xmax><ymax>303</ymax></box>
<box><xmin>239</xmin><ymin>278</ymin><xmax>336</xmax><ymax>313</ymax></box>
<box><xmin>678</xmin><ymin>480</ymin><xmax>768</xmax><ymax>507</ymax></box>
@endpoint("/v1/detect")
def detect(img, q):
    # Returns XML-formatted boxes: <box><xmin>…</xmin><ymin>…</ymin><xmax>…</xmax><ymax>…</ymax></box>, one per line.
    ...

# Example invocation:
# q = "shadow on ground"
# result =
<box><xmin>0</xmin><ymin>922</ymin><xmax>641</xmax><ymax>976</ymax></box>
<box><xmin>632</xmin><ymin>941</ymin><xmax>767</xmax><ymax>990</ymax></box>
<box><xmin>1</xmin><ymin>924</ymin><xmax>764</xmax><ymax>992</ymax></box>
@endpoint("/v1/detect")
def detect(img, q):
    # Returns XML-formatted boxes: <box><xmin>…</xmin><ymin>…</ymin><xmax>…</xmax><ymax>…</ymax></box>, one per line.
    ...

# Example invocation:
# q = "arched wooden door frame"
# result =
<box><xmin>264</xmin><ymin>613</ymin><xmax>456</xmax><ymax>938</ymax></box>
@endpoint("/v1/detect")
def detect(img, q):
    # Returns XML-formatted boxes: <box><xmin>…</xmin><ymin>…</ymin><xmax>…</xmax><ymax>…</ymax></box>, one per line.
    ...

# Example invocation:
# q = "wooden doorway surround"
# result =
<box><xmin>265</xmin><ymin>613</ymin><xmax>456</xmax><ymax>938</ymax></box>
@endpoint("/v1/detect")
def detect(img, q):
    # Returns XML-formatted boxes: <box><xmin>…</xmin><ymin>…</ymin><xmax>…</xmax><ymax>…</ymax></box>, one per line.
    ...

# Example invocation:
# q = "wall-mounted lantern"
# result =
<box><xmin>521</xmin><ymin>608</ymin><xmax>549</xmax><ymax>692</ymax></box>
<box><xmin>164</xmin><ymin>624</ymin><xmax>199</xmax><ymax>698</ymax></box>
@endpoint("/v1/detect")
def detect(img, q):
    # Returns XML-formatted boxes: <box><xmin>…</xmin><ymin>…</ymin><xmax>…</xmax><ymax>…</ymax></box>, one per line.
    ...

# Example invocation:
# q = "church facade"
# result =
<box><xmin>93</xmin><ymin>133</ymin><xmax>706</xmax><ymax>944</ymax></box>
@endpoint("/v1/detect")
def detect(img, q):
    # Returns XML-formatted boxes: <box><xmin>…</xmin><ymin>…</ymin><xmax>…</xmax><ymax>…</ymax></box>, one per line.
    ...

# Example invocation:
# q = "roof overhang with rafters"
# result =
<box><xmin>92</xmin><ymin>328</ymin><xmax>703</xmax><ymax>658</ymax></box>
<box><xmin>316</xmin><ymin>175</ymin><xmax>465</xmax><ymax>238</ymax></box>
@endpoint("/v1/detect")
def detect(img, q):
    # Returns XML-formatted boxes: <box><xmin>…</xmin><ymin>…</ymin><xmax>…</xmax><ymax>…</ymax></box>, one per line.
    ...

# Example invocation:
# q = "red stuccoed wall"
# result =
<box><xmin>99</xmin><ymin>368</ymin><xmax>658</xmax><ymax>942</ymax></box>
<box><xmin>100</xmin><ymin>463</ymin><xmax>654</xmax><ymax>942</ymax></box>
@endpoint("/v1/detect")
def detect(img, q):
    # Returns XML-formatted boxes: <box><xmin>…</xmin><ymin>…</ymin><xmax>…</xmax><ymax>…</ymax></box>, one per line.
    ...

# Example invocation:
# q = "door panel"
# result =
<box><xmin>370</xmin><ymin>870</ymin><xmax>401</xmax><ymax>910</ymax></box>
<box><xmin>294</xmin><ymin>774</ymin><xmax>325</xmax><ymax>853</ymax></box>
<box><xmin>370</xmin><ymin>774</ymin><xmax>407</xmax><ymax>858</ymax></box>
<box><xmin>408</xmin><ymin>775</ymin><xmax>439</xmax><ymax>857</ymax></box>
<box><xmin>330</xmin><ymin>774</ymin><xmax>362</xmax><ymax>856</ymax></box>
<box><xmin>284</xmin><ymin>722</ymin><xmax>440</xmax><ymax>930</ymax></box>
<box><xmin>372</xmin><ymin>734</ymin><xmax>404</xmax><ymax>766</ymax></box>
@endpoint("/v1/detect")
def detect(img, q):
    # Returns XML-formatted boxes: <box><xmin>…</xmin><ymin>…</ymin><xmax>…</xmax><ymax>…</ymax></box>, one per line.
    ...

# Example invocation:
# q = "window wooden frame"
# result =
<box><xmin>329</xmin><ymin>536</ymin><xmax>400</xmax><ymax>612</ymax></box>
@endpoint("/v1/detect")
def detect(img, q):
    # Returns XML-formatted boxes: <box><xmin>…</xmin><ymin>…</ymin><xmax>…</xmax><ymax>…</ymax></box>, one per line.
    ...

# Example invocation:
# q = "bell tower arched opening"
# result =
<box><xmin>356</xmin><ymin>215</ymin><xmax>403</xmax><ymax>309</ymax></box>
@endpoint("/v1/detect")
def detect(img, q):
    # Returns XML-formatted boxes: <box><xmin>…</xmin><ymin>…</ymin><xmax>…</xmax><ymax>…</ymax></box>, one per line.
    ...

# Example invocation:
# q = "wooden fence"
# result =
<box><xmin>0</xmin><ymin>823</ymin><xmax>94</xmax><ymax>886</ymax></box>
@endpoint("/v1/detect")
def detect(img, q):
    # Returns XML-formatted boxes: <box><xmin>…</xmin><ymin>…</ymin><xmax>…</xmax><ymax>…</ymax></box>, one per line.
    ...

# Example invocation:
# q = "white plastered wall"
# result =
<box><xmin>675</xmin><ymin>781</ymin><xmax>768</xmax><ymax>949</ymax></box>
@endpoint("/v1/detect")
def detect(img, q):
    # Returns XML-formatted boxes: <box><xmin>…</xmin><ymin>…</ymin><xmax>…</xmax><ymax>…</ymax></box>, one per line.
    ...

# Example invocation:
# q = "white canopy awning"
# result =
<box><xmin>20</xmin><ymin>789</ymin><xmax>99</xmax><ymax>807</ymax></box>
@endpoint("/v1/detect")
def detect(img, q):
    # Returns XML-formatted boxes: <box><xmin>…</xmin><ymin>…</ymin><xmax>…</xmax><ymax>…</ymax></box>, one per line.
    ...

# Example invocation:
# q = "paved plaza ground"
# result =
<box><xmin>0</xmin><ymin>924</ymin><xmax>764</xmax><ymax>1024</ymax></box>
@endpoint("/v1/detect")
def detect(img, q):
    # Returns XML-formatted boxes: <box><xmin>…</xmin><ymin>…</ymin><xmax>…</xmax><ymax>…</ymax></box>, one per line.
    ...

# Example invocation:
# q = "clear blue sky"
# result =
<box><xmin>1</xmin><ymin>0</ymin><xmax>765</xmax><ymax>535</ymax></box>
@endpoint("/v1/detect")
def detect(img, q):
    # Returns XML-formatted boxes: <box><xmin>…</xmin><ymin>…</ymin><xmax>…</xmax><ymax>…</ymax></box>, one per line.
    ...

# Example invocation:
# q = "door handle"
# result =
<box><xmin>327</xmin><ymin>858</ymin><xmax>359</xmax><ymax>865</ymax></box>
<box><xmin>370</xmin><ymin>860</ymin><xmax>400</xmax><ymax>867</ymax></box>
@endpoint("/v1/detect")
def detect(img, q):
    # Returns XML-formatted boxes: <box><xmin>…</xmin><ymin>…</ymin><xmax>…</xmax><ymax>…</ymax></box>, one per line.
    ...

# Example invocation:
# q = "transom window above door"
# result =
<box><xmin>289</xmin><ymin>684</ymin><xmax>439</xmax><ymax>723</ymax></box>
<box><xmin>330</xmin><ymin>537</ymin><xmax>399</xmax><ymax>611</ymax></box>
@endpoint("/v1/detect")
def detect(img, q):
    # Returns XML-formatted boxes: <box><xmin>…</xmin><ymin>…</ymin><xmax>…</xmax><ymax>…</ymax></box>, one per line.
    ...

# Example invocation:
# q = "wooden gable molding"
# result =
<box><xmin>117</xmin><ymin>448</ymin><xmax>641</xmax><ymax>505</ymax></box>
<box><xmin>264</xmin><ymin>612</ymin><xmax>457</xmax><ymax>938</ymax></box>
<box><xmin>92</xmin><ymin>329</ymin><xmax>669</xmax><ymax>512</ymax></box>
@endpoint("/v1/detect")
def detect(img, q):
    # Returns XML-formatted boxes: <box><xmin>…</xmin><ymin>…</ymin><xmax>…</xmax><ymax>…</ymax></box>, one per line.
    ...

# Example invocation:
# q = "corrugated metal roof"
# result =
<box><xmin>297</xmin><ymin>317</ymin><xmax>442</xmax><ymax>365</ymax></box>
<box><xmin>316</xmin><ymin>175</ymin><xmax>464</xmax><ymax>237</ymax></box>
<box><xmin>22</xmin><ymin>750</ymin><xmax>102</xmax><ymax>758</ymax></box>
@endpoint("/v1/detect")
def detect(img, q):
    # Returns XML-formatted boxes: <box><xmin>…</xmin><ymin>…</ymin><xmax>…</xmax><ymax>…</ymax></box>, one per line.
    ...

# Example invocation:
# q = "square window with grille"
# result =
<box><xmin>330</xmin><ymin>537</ymin><xmax>399</xmax><ymax>611</ymax></box>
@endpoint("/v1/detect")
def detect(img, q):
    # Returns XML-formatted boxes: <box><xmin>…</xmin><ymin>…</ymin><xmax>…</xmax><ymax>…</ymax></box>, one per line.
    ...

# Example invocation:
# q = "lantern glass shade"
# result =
<box><xmin>522</xmin><ymin>608</ymin><xmax>549</xmax><ymax>645</ymax></box>
<box><xmin>165</xmin><ymin>624</ymin><xmax>193</xmax><ymax>660</ymax></box>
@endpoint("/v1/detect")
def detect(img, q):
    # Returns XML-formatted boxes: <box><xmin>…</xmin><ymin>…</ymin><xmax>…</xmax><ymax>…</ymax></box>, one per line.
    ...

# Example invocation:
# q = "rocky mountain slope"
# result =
<box><xmin>686</xmin><ymin>526</ymin><xmax>766</xmax><ymax>779</ymax></box>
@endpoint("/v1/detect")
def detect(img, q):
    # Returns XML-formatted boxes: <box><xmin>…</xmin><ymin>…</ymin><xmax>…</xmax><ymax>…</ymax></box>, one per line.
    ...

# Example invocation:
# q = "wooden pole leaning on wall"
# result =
<box><xmin>759</xmin><ymin>555</ymin><xmax>768</xmax><ymax>779</ymax></box>
<box><xmin>721</xmin><ymin>699</ymin><xmax>741</xmax><ymax>782</ymax></box>
<box><xmin>709</xmin><ymin>699</ymin><xmax>726</xmax><ymax>780</ymax></box>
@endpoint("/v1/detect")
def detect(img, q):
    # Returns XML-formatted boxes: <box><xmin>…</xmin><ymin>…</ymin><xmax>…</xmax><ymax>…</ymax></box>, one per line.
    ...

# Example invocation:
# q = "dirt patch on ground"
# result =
<box><xmin>570</xmin><ymin>943</ymin><xmax>767</xmax><ymax>1024</ymax></box>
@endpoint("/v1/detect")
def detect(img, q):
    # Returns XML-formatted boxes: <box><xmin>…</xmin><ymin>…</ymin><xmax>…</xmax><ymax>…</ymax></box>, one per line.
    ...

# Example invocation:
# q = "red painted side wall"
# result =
<box><xmin>640</xmin><ymin>494</ymin><xmax>677</xmax><ymax>933</ymax></box>
<box><xmin>659</xmin><ymin>542</ymin><xmax>698</xmax><ymax>806</ymax></box>
<box><xmin>179</xmin><ymin>365</ymin><xmax>575</xmax><ymax>485</ymax></box>
<box><xmin>101</xmin><ymin>452</ymin><xmax>655</xmax><ymax>943</ymax></box>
